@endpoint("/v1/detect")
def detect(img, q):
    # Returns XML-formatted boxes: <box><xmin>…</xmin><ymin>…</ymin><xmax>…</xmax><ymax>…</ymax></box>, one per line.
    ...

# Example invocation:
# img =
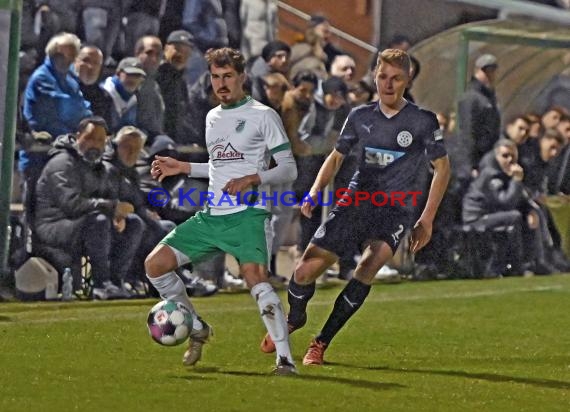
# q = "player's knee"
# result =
<box><xmin>145</xmin><ymin>246</ymin><xmax>176</xmax><ymax>277</ymax></box>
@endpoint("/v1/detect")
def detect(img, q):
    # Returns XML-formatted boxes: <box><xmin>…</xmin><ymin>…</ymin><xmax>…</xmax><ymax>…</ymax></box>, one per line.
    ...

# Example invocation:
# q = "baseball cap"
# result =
<box><xmin>166</xmin><ymin>30</ymin><xmax>194</xmax><ymax>48</ymax></box>
<box><xmin>475</xmin><ymin>54</ymin><xmax>498</xmax><ymax>70</ymax></box>
<box><xmin>117</xmin><ymin>57</ymin><xmax>146</xmax><ymax>76</ymax></box>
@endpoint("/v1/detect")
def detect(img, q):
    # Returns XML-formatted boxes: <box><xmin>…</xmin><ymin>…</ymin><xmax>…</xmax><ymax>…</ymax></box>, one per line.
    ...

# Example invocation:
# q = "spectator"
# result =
<box><xmin>22</xmin><ymin>32</ymin><xmax>92</xmax><ymax>228</ymax></box>
<box><xmin>462</xmin><ymin>139</ymin><xmax>525</xmax><ymax>276</ymax></box>
<box><xmin>330</xmin><ymin>55</ymin><xmax>356</xmax><ymax>83</ymax></box>
<box><xmin>248</xmin><ymin>40</ymin><xmax>291</xmax><ymax>101</ymax></box>
<box><xmin>102</xmin><ymin>57</ymin><xmax>146</xmax><ymax>133</ymax></box>
<box><xmin>134</xmin><ymin>35</ymin><xmax>166</xmax><ymax>144</ymax></box>
<box><xmin>239</xmin><ymin>0</ymin><xmax>278</xmax><ymax>60</ymax></box>
<box><xmin>80</xmin><ymin>0</ymin><xmax>125</xmax><ymax>66</ymax></box>
<box><xmin>156</xmin><ymin>30</ymin><xmax>195</xmax><ymax>146</ymax></box>
<box><xmin>458</xmin><ymin>53</ymin><xmax>501</xmax><ymax>169</ymax></box>
<box><xmin>541</xmin><ymin>105</ymin><xmax>566</xmax><ymax>130</ymax></box>
<box><xmin>525</xmin><ymin>113</ymin><xmax>543</xmax><ymax>139</ymax></box>
<box><xmin>308</xmin><ymin>14</ymin><xmax>343</xmax><ymax>70</ymax></box>
<box><xmin>75</xmin><ymin>45</ymin><xmax>113</xmax><ymax>127</ymax></box>
<box><xmin>34</xmin><ymin>117</ymin><xmax>143</xmax><ymax>300</ymax></box>
<box><xmin>123</xmin><ymin>1</ymin><xmax>163</xmax><ymax>59</ymax></box>
<box><xmin>260</xmin><ymin>72</ymin><xmax>290</xmax><ymax>113</ymax></box>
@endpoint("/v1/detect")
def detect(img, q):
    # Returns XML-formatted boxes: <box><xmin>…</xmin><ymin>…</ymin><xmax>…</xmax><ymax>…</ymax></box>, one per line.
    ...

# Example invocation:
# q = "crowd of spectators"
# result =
<box><xmin>8</xmin><ymin>1</ymin><xmax>570</xmax><ymax>301</ymax></box>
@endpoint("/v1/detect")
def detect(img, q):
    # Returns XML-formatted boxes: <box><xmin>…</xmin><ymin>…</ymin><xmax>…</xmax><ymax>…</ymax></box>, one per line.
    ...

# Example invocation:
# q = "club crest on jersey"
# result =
<box><xmin>211</xmin><ymin>143</ymin><xmax>245</xmax><ymax>161</ymax></box>
<box><xmin>235</xmin><ymin>119</ymin><xmax>246</xmax><ymax>132</ymax></box>
<box><xmin>396</xmin><ymin>130</ymin><xmax>413</xmax><ymax>147</ymax></box>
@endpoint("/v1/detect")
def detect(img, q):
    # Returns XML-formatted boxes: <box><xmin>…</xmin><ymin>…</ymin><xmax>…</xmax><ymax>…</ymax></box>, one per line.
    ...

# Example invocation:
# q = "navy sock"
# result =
<box><xmin>317</xmin><ymin>278</ymin><xmax>371</xmax><ymax>345</ymax></box>
<box><xmin>287</xmin><ymin>277</ymin><xmax>315</xmax><ymax>327</ymax></box>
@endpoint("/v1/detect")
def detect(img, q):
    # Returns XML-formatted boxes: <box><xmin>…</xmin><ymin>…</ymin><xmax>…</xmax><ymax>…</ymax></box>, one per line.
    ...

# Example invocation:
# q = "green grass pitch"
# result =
<box><xmin>1</xmin><ymin>275</ymin><xmax>569</xmax><ymax>412</ymax></box>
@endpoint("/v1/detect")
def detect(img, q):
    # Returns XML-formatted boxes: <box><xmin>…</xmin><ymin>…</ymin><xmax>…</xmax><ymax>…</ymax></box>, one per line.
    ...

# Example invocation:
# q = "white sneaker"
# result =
<box><xmin>221</xmin><ymin>270</ymin><xmax>245</xmax><ymax>290</ymax></box>
<box><xmin>374</xmin><ymin>265</ymin><xmax>401</xmax><ymax>283</ymax></box>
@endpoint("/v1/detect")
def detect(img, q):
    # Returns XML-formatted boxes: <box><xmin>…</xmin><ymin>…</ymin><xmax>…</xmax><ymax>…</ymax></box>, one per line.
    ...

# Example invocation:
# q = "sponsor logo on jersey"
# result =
<box><xmin>396</xmin><ymin>130</ymin><xmax>413</xmax><ymax>147</ymax></box>
<box><xmin>235</xmin><ymin>119</ymin><xmax>246</xmax><ymax>132</ymax></box>
<box><xmin>211</xmin><ymin>143</ymin><xmax>245</xmax><ymax>161</ymax></box>
<box><xmin>433</xmin><ymin>129</ymin><xmax>443</xmax><ymax>141</ymax></box>
<box><xmin>364</xmin><ymin>147</ymin><xmax>405</xmax><ymax>168</ymax></box>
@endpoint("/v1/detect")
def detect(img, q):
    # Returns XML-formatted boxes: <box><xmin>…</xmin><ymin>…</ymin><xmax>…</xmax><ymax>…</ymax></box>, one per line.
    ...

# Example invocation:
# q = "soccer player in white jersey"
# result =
<box><xmin>145</xmin><ymin>48</ymin><xmax>298</xmax><ymax>375</ymax></box>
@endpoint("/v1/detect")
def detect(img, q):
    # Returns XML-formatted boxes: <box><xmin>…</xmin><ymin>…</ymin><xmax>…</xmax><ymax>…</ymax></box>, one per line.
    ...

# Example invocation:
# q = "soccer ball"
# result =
<box><xmin>147</xmin><ymin>300</ymin><xmax>193</xmax><ymax>346</ymax></box>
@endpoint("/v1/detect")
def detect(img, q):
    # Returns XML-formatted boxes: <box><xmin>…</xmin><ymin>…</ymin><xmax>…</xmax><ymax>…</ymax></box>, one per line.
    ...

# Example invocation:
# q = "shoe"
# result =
<box><xmin>221</xmin><ymin>270</ymin><xmax>246</xmax><ymax>290</ymax></box>
<box><xmin>534</xmin><ymin>260</ymin><xmax>558</xmax><ymax>275</ymax></box>
<box><xmin>183</xmin><ymin>318</ymin><xmax>213</xmax><ymax>366</ymax></box>
<box><xmin>92</xmin><ymin>281</ymin><xmax>127</xmax><ymax>300</ymax></box>
<box><xmin>272</xmin><ymin>356</ymin><xmax>298</xmax><ymax>375</ymax></box>
<box><xmin>551</xmin><ymin>249</ymin><xmax>570</xmax><ymax>272</ymax></box>
<box><xmin>302</xmin><ymin>339</ymin><xmax>328</xmax><ymax>366</ymax></box>
<box><xmin>260</xmin><ymin>313</ymin><xmax>306</xmax><ymax>353</ymax></box>
<box><xmin>375</xmin><ymin>265</ymin><xmax>401</xmax><ymax>283</ymax></box>
<box><xmin>187</xmin><ymin>278</ymin><xmax>218</xmax><ymax>297</ymax></box>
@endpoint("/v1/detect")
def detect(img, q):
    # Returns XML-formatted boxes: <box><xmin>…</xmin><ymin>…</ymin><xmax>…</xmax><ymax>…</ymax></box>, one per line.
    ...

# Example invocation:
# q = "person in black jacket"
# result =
<box><xmin>462</xmin><ymin>139</ymin><xmax>525</xmax><ymax>276</ymax></box>
<box><xmin>155</xmin><ymin>30</ymin><xmax>194</xmax><ymax>147</ymax></box>
<box><xmin>458</xmin><ymin>54</ymin><xmax>501</xmax><ymax>169</ymax></box>
<box><xmin>34</xmin><ymin>117</ymin><xmax>144</xmax><ymax>299</ymax></box>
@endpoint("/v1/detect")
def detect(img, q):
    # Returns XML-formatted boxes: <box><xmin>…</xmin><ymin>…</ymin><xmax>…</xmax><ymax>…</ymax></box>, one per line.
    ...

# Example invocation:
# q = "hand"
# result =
<box><xmin>146</xmin><ymin>209</ymin><xmax>161</xmax><ymax>220</ymax></box>
<box><xmin>115</xmin><ymin>201</ymin><xmax>134</xmax><ymax>219</ymax></box>
<box><xmin>113</xmin><ymin>218</ymin><xmax>126</xmax><ymax>233</ymax></box>
<box><xmin>151</xmin><ymin>156</ymin><xmax>187</xmax><ymax>182</ymax></box>
<box><xmin>221</xmin><ymin>175</ymin><xmax>260</xmax><ymax>196</ymax></box>
<box><xmin>509</xmin><ymin>163</ymin><xmax>524</xmax><ymax>181</ymax></box>
<box><xmin>300</xmin><ymin>191</ymin><xmax>319</xmax><ymax>218</ymax></box>
<box><xmin>409</xmin><ymin>219</ymin><xmax>433</xmax><ymax>253</ymax></box>
<box><xmin>527</xmin><ymin>210</ymin><xmax>539</xmax><ymax>230</ymax></box>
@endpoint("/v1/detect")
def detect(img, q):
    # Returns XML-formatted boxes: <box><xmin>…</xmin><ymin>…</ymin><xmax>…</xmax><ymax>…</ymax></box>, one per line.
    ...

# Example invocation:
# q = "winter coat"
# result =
<box><xmin>34</xmin><ymin>134</ymin><xmax>117</xmax><ymax>248</ymax></box>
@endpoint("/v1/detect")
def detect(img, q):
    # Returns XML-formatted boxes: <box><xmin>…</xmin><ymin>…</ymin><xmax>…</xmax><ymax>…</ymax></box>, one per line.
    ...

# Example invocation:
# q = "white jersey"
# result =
<box><xmin>204</xmin><ymin>96</ymin><xmax>290</xmax><ymax>215</ymax></box>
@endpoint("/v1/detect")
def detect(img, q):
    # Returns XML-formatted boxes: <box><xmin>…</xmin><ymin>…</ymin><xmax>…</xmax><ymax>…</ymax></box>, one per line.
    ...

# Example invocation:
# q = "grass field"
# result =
<box><xmin>1</xmin><ymin>275</ymin><xmax>569</xmax><ymax>412</ymax></box>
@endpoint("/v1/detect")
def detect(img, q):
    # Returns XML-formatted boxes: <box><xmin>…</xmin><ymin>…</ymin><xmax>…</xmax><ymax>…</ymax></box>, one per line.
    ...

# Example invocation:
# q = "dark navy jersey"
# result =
<box><xmin>336</xmin><ymin>101</ymin><xmax>447</xmax><ymax>195</ymax></box>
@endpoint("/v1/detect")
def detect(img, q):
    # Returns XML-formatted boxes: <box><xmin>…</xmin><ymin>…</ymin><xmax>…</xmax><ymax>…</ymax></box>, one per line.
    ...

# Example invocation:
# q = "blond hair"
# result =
<box><xmin>375</xmin><ymin>48</ymin><xmax>411</xmax><ymax>77</ymax></box>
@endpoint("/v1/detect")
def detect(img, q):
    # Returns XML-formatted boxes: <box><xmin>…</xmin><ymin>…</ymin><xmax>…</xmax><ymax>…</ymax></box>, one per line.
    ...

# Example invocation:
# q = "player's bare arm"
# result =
<box><xmin>301</xmin><ymin>149</ymin><xmax>345</xmax><ymax>218</ymax></box>
<box><xmin>221</xmin><ymin>174</ymin><xmax>261</xmax><ymax>195</ymax></box>
<box><xmin>410</xmin><ymin>155</ymin><xmax>451</xmax><ymax>253</ymax></box>
<box><xmin>151</xmin><ymin>155</ymin><xmax>191</xmax><ymax>181</ymax></box>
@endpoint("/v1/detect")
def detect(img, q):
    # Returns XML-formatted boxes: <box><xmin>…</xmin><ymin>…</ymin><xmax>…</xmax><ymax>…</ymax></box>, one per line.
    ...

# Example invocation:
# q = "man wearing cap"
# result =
<box><xmin>458</xmin><ymin>53</ymin><xmax>501</xmax><ymax>169</ymax></box>
<box><xmin>248</xmin><ymin>40</ymin><xmax>291</xmax><ymax>102</ymax></box>
<box><xmin>102</xmin><ymin>57</ymin><xmax>146</xmax><ymax>133</ymax></box>
<box><xmin>156</xmin><ymin>30</ymin><xmax>195</xmax><ymax>146</ymax></box>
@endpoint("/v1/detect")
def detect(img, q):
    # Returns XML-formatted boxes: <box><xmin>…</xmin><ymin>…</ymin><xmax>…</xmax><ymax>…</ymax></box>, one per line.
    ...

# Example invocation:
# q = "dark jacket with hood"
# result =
<box><xmin>462</xmin><ymin>153</ymin><xmax>524</xmax><ymax>223</ymax></box>
<box><xmin>34</xmin><ymin>134</ymin><xmax>116</xmax><ymax>247</ymax></box>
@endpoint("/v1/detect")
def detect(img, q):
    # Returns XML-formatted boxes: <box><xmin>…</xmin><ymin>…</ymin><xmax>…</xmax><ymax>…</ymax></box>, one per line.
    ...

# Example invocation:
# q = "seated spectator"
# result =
<box><xmin>289</xmin><ymin>21</ymin><xmax>329</xmax><ymax>81</ymax></box>
<box><xmin>541</xmin><ymin>106</ymin><xmax>566</xmax><ymax>130</ymax></box>
<box><xmin>102</xmin><ymin>57</ymin><xmax>146</xmax><ymax>133</ymax></box>
<box><xmin>248</xmin><ymin>40</ymin><xmax>291</xmax><ymax>101</ymax></box>
<box><xmin>520</xmin><ymin>128</ymin><xmax>570</xmax><ymax>272</ymax></box>
<box><xmin>102</xmin><ymin>126</ymin><xmax>193</xmax><ymax>297</ymax></box>
<box><xmin>75</xmin><ymin>45</ymin><xmax>113</xmax><ymax>127</ymax></box>
<box><xmin>308</xmin><ymin>14</ymin><xmax>343</xmax><ymax>70</ymax></box>
<box><xmin>462</xmin><ymin>139</ymin><xmax>526</xmax><ymax>276</ymax></box>
<box><xmin>525</xmin><ymin>113</ymin><xmax>543</xmax><ymax>140</ymax></box>
<box><xmin>33</xmin><ymin>117</ymin><xmax>144</xmax><ymax>300</ymax></box>
<box><xmin>347</xmin><ymin>80</ymin><xmax>375</xmax><ymax>107</ymax></box>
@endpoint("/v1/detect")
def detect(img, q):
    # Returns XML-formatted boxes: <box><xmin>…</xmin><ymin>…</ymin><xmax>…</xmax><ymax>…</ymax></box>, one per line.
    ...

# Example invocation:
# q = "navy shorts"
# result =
<box><xmin>311</xmin><ymin>202</ymin><xmax>413</xmax><ymax>255</ymax></box>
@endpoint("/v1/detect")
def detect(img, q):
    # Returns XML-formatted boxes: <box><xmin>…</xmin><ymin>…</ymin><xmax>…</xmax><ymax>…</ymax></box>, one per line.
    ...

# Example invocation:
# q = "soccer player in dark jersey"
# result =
<box><xmin>260</xmin><ymin>48</ymin><xmax>451</xmax><ymax>365</ymax></box>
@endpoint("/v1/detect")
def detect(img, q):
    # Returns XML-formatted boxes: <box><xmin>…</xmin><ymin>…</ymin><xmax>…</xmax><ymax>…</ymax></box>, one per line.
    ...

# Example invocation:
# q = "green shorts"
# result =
<box><xmin>160</xmin><ymin>208</ymin><xmax>271</xmax><ymax>265</ymax></box>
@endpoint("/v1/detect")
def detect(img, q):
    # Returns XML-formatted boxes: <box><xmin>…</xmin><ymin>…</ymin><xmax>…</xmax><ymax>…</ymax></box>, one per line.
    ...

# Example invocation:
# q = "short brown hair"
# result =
<box><xmin>205</xmin><ymin>47</ymin><xmax>245</xmax><ymax>74</ymax></box>
<box><xmin>542</xmin><ymin>127</ymin><xmax>565</xmax><ymax>145</ymax></box>
<box><xmin>375</xmin><ymin>48</ymin><xmax>411</xmax><ymax>76</ymax></box>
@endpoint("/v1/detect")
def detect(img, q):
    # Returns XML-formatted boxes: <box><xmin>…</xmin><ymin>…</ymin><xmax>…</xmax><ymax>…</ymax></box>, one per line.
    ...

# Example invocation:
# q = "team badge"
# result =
<box><xmin>433</xmin><ymin>129</ymin><xmax>443</xmax><ymax>141</ymax></box>
<box><xmin>235</xmin><ymin>119</ymin><xmax>246</xmax><ymax>132</ymax></box>
<box><xmin>396</xmin><ymin>131</ymin><xmax>413</xmax><ymax>147</ymax></box>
